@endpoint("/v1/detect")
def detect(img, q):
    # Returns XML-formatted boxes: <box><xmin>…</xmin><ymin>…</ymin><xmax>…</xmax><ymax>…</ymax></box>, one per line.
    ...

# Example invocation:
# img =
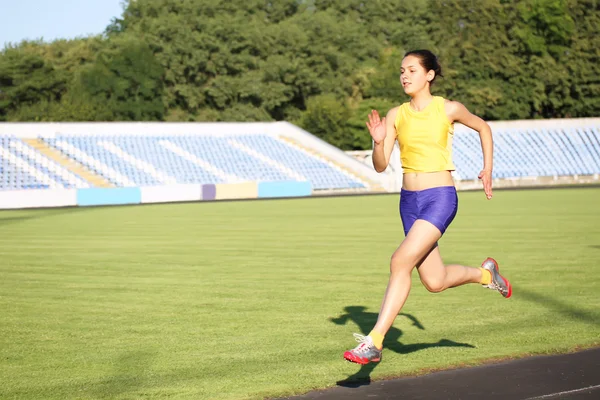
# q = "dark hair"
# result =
<box><xmin>404</xmin><ymin>50</ymin><xmax>443</xmax><ymax>84</ymax></box>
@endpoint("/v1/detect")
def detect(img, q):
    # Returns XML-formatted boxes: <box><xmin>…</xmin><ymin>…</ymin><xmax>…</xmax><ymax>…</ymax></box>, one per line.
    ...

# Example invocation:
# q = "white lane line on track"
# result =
<box><xmin>524</xmin><ymin>384</ymin><xmax>600</xmax><ymax>400</ymax></box>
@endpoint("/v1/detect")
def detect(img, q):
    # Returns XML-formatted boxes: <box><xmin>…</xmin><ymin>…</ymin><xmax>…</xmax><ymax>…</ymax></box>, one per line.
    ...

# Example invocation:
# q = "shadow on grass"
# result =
<box><xmin>0</xmin><ymin>206</ymin><xmax>86</xmax><ymax>226</ymax></box>
<box><xmin>330</xmin><ymin>306</ymin><xmax>475</xmax><ymax>388</ymax></box>
<box><xmin>517</xmin><ymin>287</ymin><xmax>599</xmax><ymax>326</ymax></box>
<box><xmin>589</xmin><ymin>245</ymin><xmax>600</xmax><ymax>250</ymax></box>
<box><xmin>91</xmin><ymin>350</ymin><xmax>155</xmax><ymax>399</ymax></box>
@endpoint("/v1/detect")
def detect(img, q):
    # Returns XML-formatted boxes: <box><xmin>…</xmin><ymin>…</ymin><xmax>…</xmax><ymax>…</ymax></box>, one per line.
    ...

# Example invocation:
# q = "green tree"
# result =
<box><xmin>558</xmin><ymin>0</ymin><xmax>599</xmax><ymax>117</ymax></box>
<box><xmin>72</xmin><ymin>36</ymin><xmax>165</xmax><ymax>121</ymax></box>
<box><xmin>347</xmin><ymin>97</ymin><xmax>398</xmax><ymax>150</ymax></box>
<box><xmin>1</xmin><ymin>0</ymin><xmax>598</xmax><ymax>148</ymax></box>
<box><xmin>0</xmin><ymin>46</ymin><xmax>67</xmax><ymax>121</ymax></box>
<box><xmin>300</xmin><ymin>94</ymin><xmax>353</xmax><ymax>149</ymax></box>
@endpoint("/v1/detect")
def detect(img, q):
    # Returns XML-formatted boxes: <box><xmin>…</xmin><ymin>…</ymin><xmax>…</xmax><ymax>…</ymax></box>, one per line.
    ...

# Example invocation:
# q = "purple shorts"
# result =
<box><xmin>399</xmin><ymin>186</ymin><xmax>458</xmax><ymax>236</ymax></box>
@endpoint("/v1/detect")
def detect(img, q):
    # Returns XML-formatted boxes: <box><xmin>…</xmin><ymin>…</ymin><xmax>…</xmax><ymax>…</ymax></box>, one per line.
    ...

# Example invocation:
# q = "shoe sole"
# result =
<box><xmin>343</xmin><ymin>352</ymin><xmax>381</xmax><ymax>365</ymax></box>
<box><xmin>484</xmin><ymin>257</ymin><xmax>512</xmax><ymax>299</ymax></box>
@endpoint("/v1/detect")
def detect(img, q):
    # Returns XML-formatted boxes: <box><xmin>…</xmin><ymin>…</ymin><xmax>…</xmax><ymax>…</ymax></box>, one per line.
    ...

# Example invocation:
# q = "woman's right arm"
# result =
<box><xmin>369</xmin><ymin>107</ymin><xmax>398</xmax><ymax>173</ymax></box>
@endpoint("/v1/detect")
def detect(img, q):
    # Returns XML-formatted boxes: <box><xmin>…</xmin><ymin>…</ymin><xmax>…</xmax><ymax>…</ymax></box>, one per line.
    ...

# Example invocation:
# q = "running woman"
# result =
<box><xmin>343</xmin><ymin>50</ymin><xmax>512</xmax><ymax>365</ymax></box>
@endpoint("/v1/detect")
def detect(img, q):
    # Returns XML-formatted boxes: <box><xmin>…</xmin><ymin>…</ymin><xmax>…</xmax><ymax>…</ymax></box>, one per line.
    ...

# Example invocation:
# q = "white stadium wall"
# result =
<box><xmin>0</xmin><ymin>188</ymin><xmax>77</xmax><ymax>209</ymax></box>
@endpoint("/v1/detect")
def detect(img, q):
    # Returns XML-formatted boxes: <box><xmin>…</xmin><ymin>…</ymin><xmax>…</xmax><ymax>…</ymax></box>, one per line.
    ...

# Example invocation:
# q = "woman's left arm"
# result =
<box><xmin>446</xmin><ymin>100</ymin><xmax>494</xmax><ymax>200</ymax></box>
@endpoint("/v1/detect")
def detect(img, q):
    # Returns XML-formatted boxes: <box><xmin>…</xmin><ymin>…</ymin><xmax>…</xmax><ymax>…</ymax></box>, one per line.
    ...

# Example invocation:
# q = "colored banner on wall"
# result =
<box><xmin>77</xmin><ymin>188</ymin><xmax>141</xmax><ymax>207</ymax></box>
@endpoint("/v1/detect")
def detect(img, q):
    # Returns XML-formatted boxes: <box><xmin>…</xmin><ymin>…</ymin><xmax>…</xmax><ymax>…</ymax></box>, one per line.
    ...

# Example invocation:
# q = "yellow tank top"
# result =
<box><xmin>394</xmin><ymin>96</ymin><xmax>456</xmax><ymax>173</ymax></box>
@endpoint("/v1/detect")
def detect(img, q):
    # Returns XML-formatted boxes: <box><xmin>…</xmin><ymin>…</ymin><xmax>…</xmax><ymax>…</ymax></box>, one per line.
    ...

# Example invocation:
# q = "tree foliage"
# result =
<box><xmin>0</xmin><ymin>0</ymin><xmax>597</xmax><ymax>149</ymax></box>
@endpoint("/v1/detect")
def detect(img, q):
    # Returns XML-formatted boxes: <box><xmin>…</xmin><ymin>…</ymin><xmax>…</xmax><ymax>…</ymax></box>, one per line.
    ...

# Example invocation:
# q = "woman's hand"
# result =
<box><xmin>366</xmin><ymin>110</ymin><xmax>386</xmax><ymax>144</ymax></box>
<box><xmin>478</xmin><ymin>169</ymin><xmax>493</xmax><ymax>200</ymax></box>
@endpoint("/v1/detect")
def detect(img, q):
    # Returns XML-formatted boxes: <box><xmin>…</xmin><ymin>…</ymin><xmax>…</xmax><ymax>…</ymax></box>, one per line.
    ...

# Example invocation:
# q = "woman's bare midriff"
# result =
<box><xmin>402</xmin><ymin>170</ymin><xmax>455</xmax><ymax>191</ymax></box>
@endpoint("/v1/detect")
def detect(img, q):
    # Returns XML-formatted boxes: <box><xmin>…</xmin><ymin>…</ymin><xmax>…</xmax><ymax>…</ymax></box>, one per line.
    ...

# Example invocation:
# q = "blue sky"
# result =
<box><xmin>1</xmin><ymin>0</ymin><xmax>125</xmax><ymax>46</ymax></box>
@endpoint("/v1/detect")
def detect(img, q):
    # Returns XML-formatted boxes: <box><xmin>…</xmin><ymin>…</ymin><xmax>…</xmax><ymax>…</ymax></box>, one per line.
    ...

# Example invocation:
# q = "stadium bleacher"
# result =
<box><xmin>452</xmin><ymin>125</ymin><xmax>600</xmax><ymax>180</ymax></box>
<box><xmin>0</xmin><ymin>120</ymin><xmax>598</xmax><ymax>203</ymax></box>
<box><xmin>39</xmin><ymin>134</ymin><xmax>366</xmax><ymax>190</ymax></box>
<box><xmin>0</xmin><ymin>135</ymin><xmax>88</xmax><ymax>190</ymax></box>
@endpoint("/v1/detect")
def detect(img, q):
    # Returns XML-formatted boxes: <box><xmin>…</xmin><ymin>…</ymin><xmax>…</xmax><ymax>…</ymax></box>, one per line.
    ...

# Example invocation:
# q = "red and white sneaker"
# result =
<box><xmin>481</xmin><ymin>258</ymin><xmax>512</xmax><ymax>298</ymax></box>
<box><xmin>343</xmin><ymin>334</ymin><xmax>382</xmax><ymax>365</ymax></box>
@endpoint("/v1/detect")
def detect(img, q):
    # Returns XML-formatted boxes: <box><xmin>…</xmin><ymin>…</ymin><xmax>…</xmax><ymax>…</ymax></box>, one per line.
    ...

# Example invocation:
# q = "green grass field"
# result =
<box><xmin>1</xmin><ymin>188</ymin><xmax>599</xmax><ymax>400</ymax></box>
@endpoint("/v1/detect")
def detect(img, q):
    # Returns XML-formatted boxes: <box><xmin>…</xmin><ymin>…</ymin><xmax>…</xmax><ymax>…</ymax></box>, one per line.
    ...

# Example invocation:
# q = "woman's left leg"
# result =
<box><xmin>416</xmin><ymin>246</ymin><xmax>483</xmax><ymax>293</ymax></box>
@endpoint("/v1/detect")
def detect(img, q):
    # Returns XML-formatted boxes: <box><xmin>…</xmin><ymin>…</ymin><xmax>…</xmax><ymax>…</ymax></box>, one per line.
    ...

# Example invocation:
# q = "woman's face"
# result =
<box><xmin>400</xmin><ymin>55</ymin><xmax>434</xmax><ymax>96</ymax></box>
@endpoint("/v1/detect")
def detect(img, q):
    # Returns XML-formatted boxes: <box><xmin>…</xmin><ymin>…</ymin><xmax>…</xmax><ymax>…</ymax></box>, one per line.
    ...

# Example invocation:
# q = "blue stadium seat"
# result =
<box><xmin>1</xmin><ymin>122</ymin><xmax>599</xmax><ymax>192</ymax></box>
<box><xmin>452</xmin><ymin>124</ymin><xmax>600</xmax><ymax>180</ymax></box>
<box><xmin>230</xmin><ymin>135</ymin><xmax>365</xmax><ymax>189</ymax></box>
<box><xmin>46</xmin><ymin>134</ymin><xmax>366</xmax><ymax>190</ymax></box>
<box><xmin>0</xmin><ymin>135</ymin><xmax>78</xmax><ymax>191</ymax></box>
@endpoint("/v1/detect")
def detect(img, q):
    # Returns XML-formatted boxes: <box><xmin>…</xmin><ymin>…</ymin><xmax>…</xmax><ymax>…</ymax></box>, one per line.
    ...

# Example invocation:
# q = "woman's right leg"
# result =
<box><xmin>343</xmin><ymin>219</ymin><xmax>442</xmax><ymax>364</ymax></box>
<box><xmin>371</xmin><ymin>220</ymin><xmax>443</xmax><ymax>335</ymax></box>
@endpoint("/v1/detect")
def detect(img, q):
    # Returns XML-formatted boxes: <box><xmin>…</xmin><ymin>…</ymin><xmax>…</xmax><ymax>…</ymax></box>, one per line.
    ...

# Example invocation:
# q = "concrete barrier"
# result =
<box><xmin>202</xmin><ymin>184</ymin><xmax>216</xmax><ymax>201</ymax></box>
<box><xmin>140</xmin><ymin>184</ymin><xmax>202</xmax><ymax>204</ymax></box>
<box><xmin>0</xmin><ymin>189</ymin><xmax>77</xmax><ymax>209</ymax></box>
<box><xmin>257</xmin><ymin>181</ymin><xmax>312</xmax><ymax>198</ymax></box>
<box><xmin>214</xmin><ymin>182</ymin><xmax>258</xmax><ymax>200</ymax></box>
<box><xmin>0</xmin><ymin>181</ymin><xmax>313</xmax><ymax>209</ymax></box>
<box><xmin>76</xmin><ymin>187</ymin><xmax>141</xmax><ymax>207</ymax></box>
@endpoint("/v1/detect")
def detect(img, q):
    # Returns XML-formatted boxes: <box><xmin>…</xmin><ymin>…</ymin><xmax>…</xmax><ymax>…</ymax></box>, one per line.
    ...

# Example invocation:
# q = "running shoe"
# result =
<box><xmin>481</xmin><ymin>257</ymin><xmax>512</xmax><ymax>298</ymax></box>
<box><xmin>343</xmin><ymin>333</ymin><xmax>382</xmax><ymax>364</ymax></box>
